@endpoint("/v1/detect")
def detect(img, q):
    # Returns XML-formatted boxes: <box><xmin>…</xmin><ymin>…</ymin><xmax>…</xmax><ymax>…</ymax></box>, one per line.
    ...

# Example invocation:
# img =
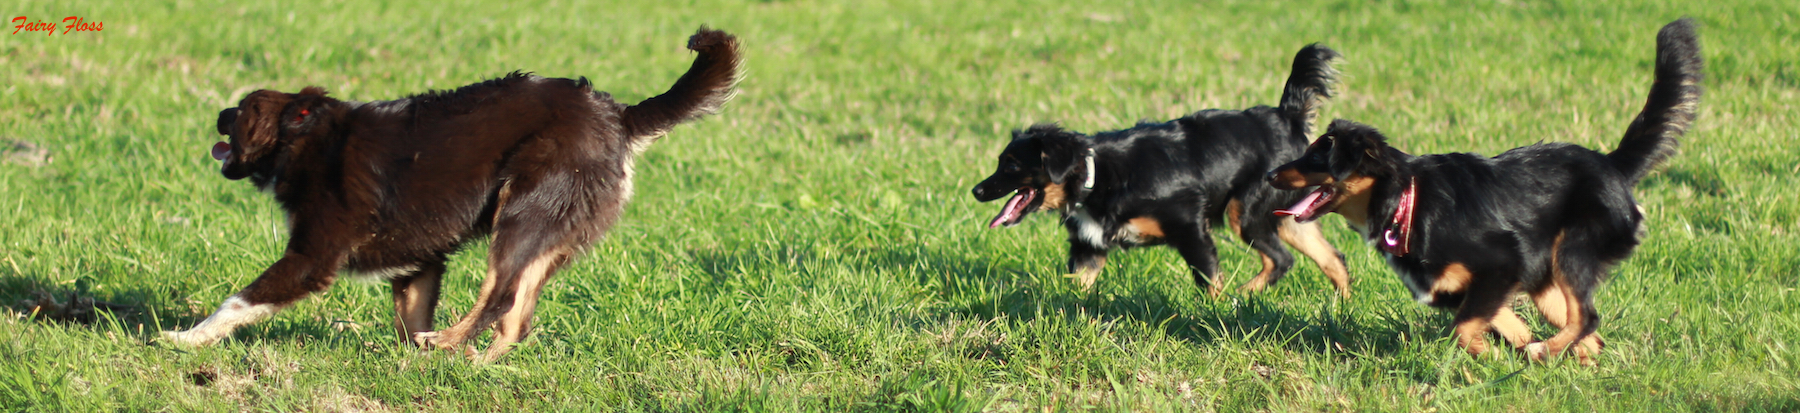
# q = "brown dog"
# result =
<box><xmin>163</xmin><ymin>28</ymin><xmax>741</xmax><ymax>362</ymax></box>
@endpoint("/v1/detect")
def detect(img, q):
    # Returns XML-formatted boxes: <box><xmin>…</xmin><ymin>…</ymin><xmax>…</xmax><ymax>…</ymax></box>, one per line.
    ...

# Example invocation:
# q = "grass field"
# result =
<box><xmin>2</xmin><ymin>0</ymin><xmax>1797</xmax><ymax>411</ymax></box>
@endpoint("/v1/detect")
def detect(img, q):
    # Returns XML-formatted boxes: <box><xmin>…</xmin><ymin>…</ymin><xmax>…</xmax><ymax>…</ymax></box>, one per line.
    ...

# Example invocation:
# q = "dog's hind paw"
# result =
<box><xmin>412</xmin><ymin>331</ymin><xmax>478</xmax><ymax>357</ymax></box>
<box><xmin>411</xmin><ymin>331</ymin><xmax>443</xmax><ymax>349</ymax></box>
<box><xmin>1523</xmin><ymin>342</ymin><xmax>1549</xmax><ymax>361</ymax></box>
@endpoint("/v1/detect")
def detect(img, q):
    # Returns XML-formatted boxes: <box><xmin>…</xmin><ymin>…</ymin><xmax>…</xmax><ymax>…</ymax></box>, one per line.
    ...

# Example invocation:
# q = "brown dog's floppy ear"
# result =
<box><xmin>233</xmin><ymin>90</ymin><xmax>292</xmax><ymax>160</ymax></box>
<box><xmin>1033</xmin><ymin>125</ymin><xmax>1089</xmax><ymax>185</ymax></box>
<box><xmin>282</xmin><ymin>87</ymin><xmax>337</xmax><ymax>135</ymax></box>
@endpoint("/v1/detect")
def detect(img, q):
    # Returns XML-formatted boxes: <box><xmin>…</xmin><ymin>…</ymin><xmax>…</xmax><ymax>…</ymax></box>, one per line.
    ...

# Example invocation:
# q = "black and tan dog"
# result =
<box><xmin>972</xmin><ymin>45</ymin><xmax>1351</xmax><ymax>296</ymax></box>
<box><xmin>163</xmin><ymin>28</ymin><xmax>741</xmax><ymax>362</ymax></box>
<box><xmin>1266</xmin><ymin>19</ymin><xmax>1701</xmax><ymax>365</ymax></box>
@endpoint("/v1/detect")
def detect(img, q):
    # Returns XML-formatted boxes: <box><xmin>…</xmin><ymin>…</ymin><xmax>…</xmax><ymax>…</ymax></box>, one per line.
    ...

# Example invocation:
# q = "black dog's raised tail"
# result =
<box><xmin>1610</xmin><ymin>18</ymin><xmax>1703</xmax><ymax>183</ymax></box>
<box><xmin>623</xmin><ymin>27</ymin><xmax>743</xmax><ymax>140</ymax></box>
<box><xmin>1278</xmin><ymin>44</ymin><xmax>1342</xmax><ymax>138</ymax></box>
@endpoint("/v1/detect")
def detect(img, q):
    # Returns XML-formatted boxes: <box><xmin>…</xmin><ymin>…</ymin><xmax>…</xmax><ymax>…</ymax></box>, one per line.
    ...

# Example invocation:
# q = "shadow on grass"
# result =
<box><xmin>0</xmin><ymin>268</ymin><xmax>383</xmax><ymax>350</ymax></box>
<box><xmin>0</xmin><ymin>272</ymin><xmax>151</xmax><ymax>327</ymax></box>
<box><xmin>842</xmin><ymin>244</ymin><xmax>1419</xmax><ymax>359</ymax></box>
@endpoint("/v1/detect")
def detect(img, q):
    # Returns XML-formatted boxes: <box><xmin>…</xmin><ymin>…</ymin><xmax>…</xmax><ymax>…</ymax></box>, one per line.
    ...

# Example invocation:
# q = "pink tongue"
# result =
<box><xmin>987</xmin><ymin>191</ymin><xmax>1030</xmax><ymax>229</ymax></box>
<box><xmin>1275</xmin><ymin>188</ymin><xmax>1325</xmax><ymax>217</ymax></box>
<box><xmin>211</xmin><ymin>142</ymin><xmax>231</xmax><ymax>161</ymax></box>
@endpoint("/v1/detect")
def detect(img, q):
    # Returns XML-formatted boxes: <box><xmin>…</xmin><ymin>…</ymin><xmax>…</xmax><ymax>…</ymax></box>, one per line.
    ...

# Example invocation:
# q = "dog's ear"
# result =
<box><xmin>1031</xmin><ymin>125</ymin><xmax>1089</xmax><ymax>185</ymax></box>
<box><xmin>231</xmin><ymin>90</ymin><xmax>292</xmax><ymax>160</ymax></box>
<box><xmin>1325</xmin><ymin>119</ymin><xmax>1393</xmax><ymax>179</ymax></box>
<box><xmin>281</xmin><ymin>87</ymin><xmax>339</xmax><ymax>136</ymax></box>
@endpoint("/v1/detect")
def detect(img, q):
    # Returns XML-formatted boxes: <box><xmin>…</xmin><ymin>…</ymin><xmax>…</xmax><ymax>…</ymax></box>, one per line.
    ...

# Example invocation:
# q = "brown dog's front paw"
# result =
<box><xmin>161</xmin><ymin>329</ymin><xmax>224</xmax><ymax>347</ymax></box>
<box><xmin>161</xmin><ymin>330</ymin><xmax>203</xmax><ymax>346</ymax></box>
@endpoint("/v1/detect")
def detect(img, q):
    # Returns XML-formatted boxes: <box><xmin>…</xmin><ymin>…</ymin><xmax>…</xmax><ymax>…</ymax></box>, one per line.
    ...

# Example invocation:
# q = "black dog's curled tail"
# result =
<box><xmin>1610</xmin><ymin>18</ymin><xmax>1703</xmax><ymax>183</ymax></box>
<box><xmin>623</xmin><ymin>26</ymin><xmax>744</xmax><ymax>140</ymax></box>
<box><xmin>1278</xmin><ymin>43</ymin><xmax>1342</xmax><ymax>138</ymax></box>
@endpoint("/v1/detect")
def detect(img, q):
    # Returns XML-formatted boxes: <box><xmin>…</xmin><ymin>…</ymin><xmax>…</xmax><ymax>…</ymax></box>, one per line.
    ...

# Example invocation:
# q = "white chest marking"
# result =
<box><xmin>1069</xmin><ymin>209</ymin><xmax>1106</xmax><ymax>247</ymax></box>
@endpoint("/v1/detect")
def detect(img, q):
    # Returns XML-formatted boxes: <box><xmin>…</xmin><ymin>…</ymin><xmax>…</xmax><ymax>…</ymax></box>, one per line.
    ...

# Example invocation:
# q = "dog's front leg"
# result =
<box><xmin>162</xmin><ymin>251</ymin><xmax>344</xmax><ymax>346</ymax></box>
<box><xmin>1066</xmin><ymin>242</ymin><xmax>1109</xmax><ymax>291</ymax></box>
<box><xmin>1165</xmin><ymin>221</ymin><xmax>1222</xmax><ymax>296</ymax></box>
<box><xmin>163</xmin><ymin>215</ymin><xmax>362</xmax><ymax>347</ymax></box>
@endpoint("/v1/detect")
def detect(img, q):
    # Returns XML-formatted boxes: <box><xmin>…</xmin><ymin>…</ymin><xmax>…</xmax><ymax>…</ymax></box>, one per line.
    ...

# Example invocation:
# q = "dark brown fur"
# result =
<box><xmin>165</xmin><ymin>28</ymin><xmax>742</xmax><ymax>362</ymax></box>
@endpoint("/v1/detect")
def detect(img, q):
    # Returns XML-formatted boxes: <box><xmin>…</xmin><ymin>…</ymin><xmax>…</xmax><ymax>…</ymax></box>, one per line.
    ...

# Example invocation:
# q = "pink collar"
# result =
<box><xmin>1381</xmin><ymin>177</ymin><xmax>1417</xmax><ymax>256</ymax></box>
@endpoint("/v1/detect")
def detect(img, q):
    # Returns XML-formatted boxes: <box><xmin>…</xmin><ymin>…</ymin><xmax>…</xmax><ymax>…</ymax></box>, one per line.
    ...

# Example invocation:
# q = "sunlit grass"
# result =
<box><xmin>1</xmin><ymin>0</ymin><xmax>1796</xmax><ymax>410</ymax></box>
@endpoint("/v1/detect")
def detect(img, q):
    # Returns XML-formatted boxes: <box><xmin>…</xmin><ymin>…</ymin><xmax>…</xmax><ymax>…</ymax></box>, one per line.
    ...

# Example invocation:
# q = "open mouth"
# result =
<box><xmin>987</xmin><ymin>187</ymin><xmax>1040</xmax><ymax>228</ymax></box>
<box><xmin>211</xmin><ymin>142</ymin><xmax>232</xmax><ymax>161</ymax></box>
<box><xmin>1275</xmin><ymin>185</ymin><xmax>1334</xmax><ymax>223</ymax></box>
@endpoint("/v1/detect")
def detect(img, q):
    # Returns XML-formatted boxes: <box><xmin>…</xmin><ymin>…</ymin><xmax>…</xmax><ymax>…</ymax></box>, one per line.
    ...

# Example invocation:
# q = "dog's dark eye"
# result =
<box><xmin>1004</xmin><ymin>163</ymin><xmax>1021</xmax><ymax>173</ymax></box>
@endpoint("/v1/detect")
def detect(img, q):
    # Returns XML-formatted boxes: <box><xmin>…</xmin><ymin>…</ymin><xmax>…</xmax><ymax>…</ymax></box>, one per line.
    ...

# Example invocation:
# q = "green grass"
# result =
<box><xmin>2</xmin><ymin>0</ymin><xmax>1797</xmax><ymax>411</ymax></box>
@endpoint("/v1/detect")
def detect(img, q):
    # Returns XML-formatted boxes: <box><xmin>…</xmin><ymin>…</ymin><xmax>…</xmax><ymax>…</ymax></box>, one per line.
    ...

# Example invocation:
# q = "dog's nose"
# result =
<box><xmin>971</xmin><ymin>186</ymin><xmax>986</xmax><ymax>199</ymax></box>
<box><xmin>1264</xmin><ymin>170</ymin><xmax>1279</xmax><ymax>184</ymax></box>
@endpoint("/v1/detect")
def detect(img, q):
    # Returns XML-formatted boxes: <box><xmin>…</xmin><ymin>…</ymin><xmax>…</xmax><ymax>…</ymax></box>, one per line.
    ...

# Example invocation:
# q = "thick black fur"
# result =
<box><xmin>1266</xmin><ymin>19</ymin><xmax>1702</xmax><ymax>363</ymax></box>
<box><xmin>972</xmin><ymin>44</ymin><xmax>1351</xmax><ymax>295</ymax></box>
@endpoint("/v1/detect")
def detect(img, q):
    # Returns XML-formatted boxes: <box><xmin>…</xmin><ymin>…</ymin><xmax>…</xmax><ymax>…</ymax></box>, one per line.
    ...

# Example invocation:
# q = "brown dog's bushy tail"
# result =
<box><xmin>1278</xmin><ymin>44</ymin><xmax>1341</xmax><ymax>138</ymax></box>
<box><xmin>1610</xmin><ymin>18</ymin><xmax>1703</xmax><ymax>183</ymax></box>
<box><xmin>623</xmin><ymin>27</ymin><xmax>743</xmax><ymax>140</ymax></box>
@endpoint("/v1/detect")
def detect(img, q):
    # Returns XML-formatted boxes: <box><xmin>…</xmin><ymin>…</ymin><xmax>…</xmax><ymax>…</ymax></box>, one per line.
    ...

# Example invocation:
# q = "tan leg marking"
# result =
<box><xmin>393</xmin><ymin>277</ymin><xmax>439</xmax><ymax>338</ymax></box>
<box><xmin>1071</xmin><ymin>255</ymin><xmax>1107</xmax><ymax>292</ymax></box>
<box><xmin>1225</xmin><ymin>199</ymin><xmax>1245</xmax><ymax>239</ymax></box>
<box><xmin>479</xmin><ymin>251</ymin><xmax>567</xmax><ymax>363</ymax></box>
<box><xmin>1525</xmin><ymin>232</ymin><xmax>1600</xmax><ymax>365</ymax></box>
<box><xmin>1238</xmin><ymin>252</ymin><xmax>1277</xmax><ymax>293</ymax></box>
<box><xmin>1490</xmin><ymin>305</ymin><xmax>1535</xmax><ymax>350</ymax></box>
<box><xmin>1276</xmin><ymin>218</ymin><xmax>1351</xmax><ymax>297</ymax></box>
<box><xmin>413</xmin><ymin>268</ymin><xmax>499</xmax><ymax>356</ymax></box>
<box><xmin>1532</xmin><ymin>276</ymin><xmax>1607</xmax><ymax>361</ymax></box>
<box><xmin>1453</xmin><ymin>315</ymin><xmax>1493</xmax><ymax>356</ymax></box>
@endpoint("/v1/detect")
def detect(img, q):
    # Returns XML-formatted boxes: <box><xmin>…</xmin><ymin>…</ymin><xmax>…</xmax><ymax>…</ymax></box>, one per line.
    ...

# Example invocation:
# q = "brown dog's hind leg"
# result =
<box><xmin>416</xmin><ymin>160</ymin><xmax>621</xmax><ymax>361</ymax></box>
<box><xmin>391</xmin><ymin>261</ymin><xmax>445</xmax><ymax>339</ymax></box>
<box><xmin>479</xmin><ymin>250</ymin><xmax>571</xmax><ymax>362</ymax></box>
